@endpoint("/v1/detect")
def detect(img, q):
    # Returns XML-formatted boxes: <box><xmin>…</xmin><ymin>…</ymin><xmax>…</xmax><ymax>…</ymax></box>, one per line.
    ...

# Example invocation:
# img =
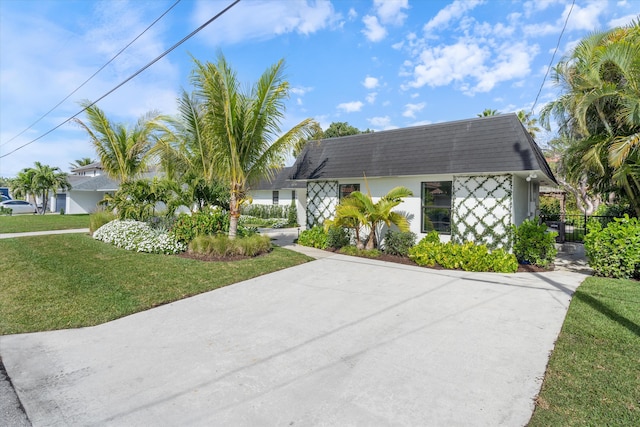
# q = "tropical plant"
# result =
<box><xmin>383</xmin><ymin>230</ymin><xmax>417</xmax><ymax>257</ymax></box>
<box><xmin>477</xmin><ymin>109</ymin><xmax>499</xmax><ymax>117</ymax></box>
<box><xmin>69</xmin><ymin>157</ymin><xmax>96</xmax><ymax>170</ymax></box>
<box><xmin>73</xmin><ymin>101</ymin><xmax>165</xmax><ymax>183</ymax></box>
<box><xmin>584</xmin><ymin>215</ymin><xmax>640</xmax><ymax>279</ymax></box>
<box><xmin>512</xmin><ymin>219</ymin><xmax>558</xmax><ymax>268</ymax></box>
<box><xmin>12</xmin><ymin>162</ymin><xmax>71</xmax><ymax>214</ymax></box>
<box><xmin>157</xmin><ymin>54</ymin><xmax>319</xmax><ymax>238</ymax></box>
<box><xmin>297</xmin><ymin>225</ymin><xmax>328</xmax><ymax>249</ymax></box>
<box><xmin>100</xmin><ymin>177</ymin><xmax>178</xmax><ymax>221</ymax></box>
<box><xmin>517</xmin><ymin>110</ymin><xmax>541</xmax><ymax>140</ymax></box>
<box><xmin>10</xmin><ymin>167</ymin><xmax>37</xmax><ymax>203</ymax></box>
<box><xmin>325</xmin><ymin>184</ymin><xmax>413</xmax><ymax>250</ymax></box>
<box><xmin>540</xmin><ymin>20</ymin><xmax>640</xmax><ymax>216</ymax></box>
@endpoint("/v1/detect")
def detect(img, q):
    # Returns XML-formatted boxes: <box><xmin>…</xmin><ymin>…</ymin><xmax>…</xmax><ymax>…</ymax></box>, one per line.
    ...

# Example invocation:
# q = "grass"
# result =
<box><xmin>0</xmin><ymin>234</ymin><xmax>312</xmax><ymax>335</ymax></box>
<box><xmin>0</xmin><ymin>214</ymin><xmax>89</xmax><ymax>233</ymax></box>
<box><xmin>529</xmin><ymin>277</ymin><xmax>640</xmax><ymax>426</ymax></box>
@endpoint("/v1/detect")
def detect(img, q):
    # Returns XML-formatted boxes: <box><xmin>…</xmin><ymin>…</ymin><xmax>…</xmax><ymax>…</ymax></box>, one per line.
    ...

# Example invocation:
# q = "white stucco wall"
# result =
<box><xmin>67</xmin><ymin>191</ymin><xmax>106</xmax><ymax>214</ymax></box>
<box><xmin>512</xmin><ymin>175</ymin><xmax>529</xmax><ymax>225</ymax></box>
<box><xmin>249</xmin><ymin>189</ymin><xmax>295</xmax><ymax>206</ymax></box>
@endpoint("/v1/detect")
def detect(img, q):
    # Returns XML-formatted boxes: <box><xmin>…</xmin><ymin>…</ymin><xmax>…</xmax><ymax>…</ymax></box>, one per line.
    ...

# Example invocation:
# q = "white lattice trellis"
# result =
<box><xmin>307</xmin><ymin>181</ymin><xmax>339</xmax><ymax>228</ymax></box>
<box><xmin>452</xmin><ymin>175</ymin><xmax>513</xmax><ymax>250</ymax></box>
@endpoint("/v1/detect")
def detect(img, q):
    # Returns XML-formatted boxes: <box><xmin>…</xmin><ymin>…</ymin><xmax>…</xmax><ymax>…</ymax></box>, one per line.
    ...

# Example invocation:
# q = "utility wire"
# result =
<box><xmin>0</xmin><ymin>0</ymin><xmax>241</xmax><ymax>159</ymax></box>
<box><xmin>0</xmin><ymin>0</ymin><xmax>182</xmax><ymax>149</ymax></box>
<box><xmin>530</xmin><ymin>0</ymin><xmax>575</xmax><ymax>116</ymax></box>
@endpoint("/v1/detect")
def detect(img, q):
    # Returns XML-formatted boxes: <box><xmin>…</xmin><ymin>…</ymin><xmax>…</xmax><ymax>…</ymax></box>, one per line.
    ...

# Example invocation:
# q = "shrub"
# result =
<box><xmin>297</xmin><ymin>225</ymin><xmax>328</xmax><ymax>249</ymax></box>
<box><xmin>90</xmin><ymin>211</ymin><xmax>116</xmax><ymax>233</ymax></box>
<box><xmin>383</xmin><ymin>230</ymin><xmax>417</xmax><ymax>257</ymax></box>
<box><xmin>241</xmin><ymin>204</ymin><xmax>288</xmax><ymax>219</ymax></box>
<box><xmin>287</xmin><ymin>199</ymin><xmax>298</xmax><ymax>227</ymax></box>
<box><xmin>339</xmin><ymin>246</ymin><xmax>381</xmax><ymax>258</ymax></box>
<box><xmin>512</xmin><ymin>219</ymin><xmax>557</xmax><ymax>268</ymax></box>
<box><xmin>188</xmin><ymin>234</ymin><xmax>271</xmax><ymax>257</ymax></box>
<box><xmin>326</xmin><ymin>226</ymin><xmax>350</xmax><ymax>249</ymax></box>
<box><xmin>408</xmin><ymin>236</ymin><xmax>518</xmax><ymax>273</ymax></box>
<box><xmin>170</xmin><ymin>209</ymin><xmax>230</xmax><ymax>243</ymax></box>
<box><xmin>94</xmin><ymin>220</ymin><xmax>186</xmax><ymax>254</ymax></box>
<box><xmin>0</xmin><ymin>206</ymin><xmax>12</xmax><ymax>216</ymax></box>
<box><xmin>584</xmin><ymin>215</ymin><xmax>640</xmax><ymax>279</ymax></box>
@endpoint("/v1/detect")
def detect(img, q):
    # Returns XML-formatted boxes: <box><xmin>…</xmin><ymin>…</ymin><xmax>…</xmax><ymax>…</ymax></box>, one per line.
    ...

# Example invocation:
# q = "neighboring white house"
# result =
<box><xmin>248</xmin><ymin>167</ymin><xmax>307</xmax><ymax>227</ymax></box>
<box><xmin>55</xmin><ymin>162</ymin><xmax>118</xmax><ymax>214</ymax></box>
<box><xmin>288</xmin><ymin>114</ymin><xmax>557</xmax><ymax>249</ymax></box>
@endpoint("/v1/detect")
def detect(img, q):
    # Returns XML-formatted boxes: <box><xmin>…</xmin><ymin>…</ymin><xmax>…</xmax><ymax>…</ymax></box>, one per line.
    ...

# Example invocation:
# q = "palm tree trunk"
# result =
<box><xmin>229</xmin><ymin>191</ymin><xmax>239</xmax><ymax>239</ymax></box>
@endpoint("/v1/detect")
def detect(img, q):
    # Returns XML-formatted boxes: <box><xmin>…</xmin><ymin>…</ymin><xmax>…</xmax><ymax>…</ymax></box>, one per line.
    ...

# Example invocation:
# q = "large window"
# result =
<box><xmin>422</xmin><ymin>181</ymin><xmax>452</xmax><ymax>233</ymax></box>
<box><xmin>339</xmin><ymin>184</ymin><xmax>360</xmax><ymax>199</ymax></box>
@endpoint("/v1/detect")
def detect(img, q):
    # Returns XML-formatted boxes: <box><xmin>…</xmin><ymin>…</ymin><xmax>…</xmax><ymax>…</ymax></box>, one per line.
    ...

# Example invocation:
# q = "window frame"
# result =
<box><xmin>272</xmin><ymin>190</ymin><xmax>279</xmax><ymax>205</ymax></box>
<box><xmin>421</xmin><ymin>181</ymin><xmax>452</xmax><ymax>234</ymax></box>
<box><xmin>339</xmin><ymin>183</ymin><xmax>360</xmax><ymax>200</ymax></box>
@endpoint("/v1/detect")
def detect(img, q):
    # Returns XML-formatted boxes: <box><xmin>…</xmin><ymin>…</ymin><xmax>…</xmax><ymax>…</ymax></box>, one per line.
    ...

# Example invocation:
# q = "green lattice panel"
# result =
<box><xmin>452</xmin><ymin>175</ymin><xmax>513</xmax><ymax>250</ymax></box>
<box><xmin>307</xmin><ymin>181</ymin><xmax>338</xmax><ymax>228</ymax></box>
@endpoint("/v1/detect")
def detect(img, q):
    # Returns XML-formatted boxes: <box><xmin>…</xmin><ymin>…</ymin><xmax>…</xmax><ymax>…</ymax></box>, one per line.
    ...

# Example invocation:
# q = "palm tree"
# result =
<box><xmin>326</xmin><ymin>185</ymin><xmax>413</xmax><ymax>250</ymax></box>
<box><xmin>10</xmin><ymin>167</ymin><xmax>37</xmax><ymax>203</ymax></box>
<box><xmin>73</xmin><ymin>102</ymin><xmax>165</xmax><ymax>182</ymax></box>
<box><xmin>31</xmin><ymin>162</ymin><xmax>71</xmax><ymax>214</ymax></box>
<box><xmin>69</xmin><ymin>157</ymin><xmax>96</xmax><ymax>170</ymax></box>
<box><xmin>517</xmin><ymin>110</ymin><xmax>541</xmax><ymax>140</ymax></box>
<box><xmin>477</xmin><ymin>109</ymin><xmax>499</xmax><ymax>117</ymax></box>
<box><xmin>188</xmin><ymin>53</ymin><xmax>319</xmax><ymax>238</ymax></box>
<box><xmin>540</xmin><ymin>20</ymin><xmax>640</xmax><ymax>215</ymax></box>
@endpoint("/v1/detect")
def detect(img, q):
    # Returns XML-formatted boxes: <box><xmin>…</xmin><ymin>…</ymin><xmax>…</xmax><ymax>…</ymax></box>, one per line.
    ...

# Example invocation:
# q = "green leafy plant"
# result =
<box><xmin>512</xmin><ymin>219</ymin><xmax>558</xmax><ymax>268</ymax></box>
<box><xmin>408</xmin><ymin>235</ymin><xmax>518</xmax><ymax>273</ymax></box>
<box><xmin>170</xmin><ymin>209</ymin><xmax>230</xmax><ymax>243</ymax></box>
<box><xmin>326</xmin><ymin>226</ymin><xmax>350</xmax><ymax>249</ymax></box>
<box><xmin>189</xmin><ymin>234</ymin><xmax>271</xmax><ymax>257</ymax></box>
<box><xmin>297</xmin><ymin>225</ymin><xmax>328</xmax><ymax>249</ymax></box>
<box><xmin>0</xmin><ymin>206</ymin><xmax>12</xmax><ymax>216</ymax></box>
<box><xmin>383</xmin><ymin>230</ymin><xmax>417</xmax><ymax>257</ymax></box>
<box><xmin>287</xmin><ymin>199</ymin><xmax>298</xmax><ymax>227</ymax></box>
<box><xmin>584</xmin><ymin>215</ymin><xmax>640</xmax><ymax>279</ymax></box>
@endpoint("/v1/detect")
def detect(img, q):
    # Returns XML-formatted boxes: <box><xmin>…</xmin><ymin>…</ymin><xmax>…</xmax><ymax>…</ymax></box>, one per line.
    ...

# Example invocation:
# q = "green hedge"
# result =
<box><xmin>584</xmin><ymin>215</ymin><xmax>640</xmax><ymax>279</ymax></box>
<box><xmin>512</xmin><ymin>218</ymin><xmax>557</xmax><ymax>268</ymax></box>
<box><xmin>408</xmin><ymin>232</ymin><xmax>518</xmax><ymax>273</ymax></box>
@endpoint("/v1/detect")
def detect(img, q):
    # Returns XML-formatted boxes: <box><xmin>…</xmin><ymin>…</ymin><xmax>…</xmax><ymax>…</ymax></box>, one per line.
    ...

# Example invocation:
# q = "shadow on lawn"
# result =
<box><xmin>574</xmin><ymin>290</ymin><xmax>640</xmax><ymax>338</ymax></box>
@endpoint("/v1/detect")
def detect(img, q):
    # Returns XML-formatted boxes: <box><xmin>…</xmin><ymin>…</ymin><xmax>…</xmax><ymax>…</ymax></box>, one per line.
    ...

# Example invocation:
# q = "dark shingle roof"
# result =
<box><xmin>289</xmin><ymin>114</ymin><xmax>557</xmax><ymax>185</ymax></box>
<box><xmin>250</xmin><ymin>167</ymin><xmax>306</xmax><ymax>190</ymax></box>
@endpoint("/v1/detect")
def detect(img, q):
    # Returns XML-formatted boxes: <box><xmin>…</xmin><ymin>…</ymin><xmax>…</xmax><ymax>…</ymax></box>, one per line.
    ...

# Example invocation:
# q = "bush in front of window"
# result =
<box><xmin>408</xmin><ymin>233</ymin><xmax>518</xmax><ymax>273</ymax></box>
<box><xmin>383</xmin><ymin>230</ymin><xmax>417</xmax><ymax>257</ymax></box>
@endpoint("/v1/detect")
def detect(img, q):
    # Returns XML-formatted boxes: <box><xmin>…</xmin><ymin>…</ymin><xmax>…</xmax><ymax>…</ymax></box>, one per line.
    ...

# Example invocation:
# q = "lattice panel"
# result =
<box><xmin>307</xmin><ymin>181</ymin><xmax>339</xmax><ymax>228</ymax></box>
<box><xmin>452</xmin><ymin>175</ymin><xmax>513</xmax><ymax>250</ymax></box>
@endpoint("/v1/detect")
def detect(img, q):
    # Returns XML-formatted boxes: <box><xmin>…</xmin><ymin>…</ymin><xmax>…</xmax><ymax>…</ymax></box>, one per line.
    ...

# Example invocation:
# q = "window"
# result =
<box><xmin>339</xmin><ymin>184</ymin><xmax>360</xmax><ymax>199</ymax></box>
<box><xmin>422</xmin><ymin>181</ymin><xmax>452</xmax><ymax>233</ymax></box>
<box><xmin>272</xmin><ymin>190</ymin><xmax>279</xmax><ymax>205</ymax></box>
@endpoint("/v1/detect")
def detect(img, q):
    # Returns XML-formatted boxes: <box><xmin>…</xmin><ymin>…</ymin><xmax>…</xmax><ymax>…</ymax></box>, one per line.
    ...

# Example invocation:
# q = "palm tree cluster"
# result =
<box><xmin>541</xmin><ymin>20</ymin><xmax>640</xmax><ymax>216</ymax></box>
<box><xmin>75</xmin><ymin>54</ymin><xmax>319</xmax><ymax>238</ymax></box>
<box><xmin>10</xmin><ymin>162</ymin><xmax>70</xmax><ymax>214</ymax></box>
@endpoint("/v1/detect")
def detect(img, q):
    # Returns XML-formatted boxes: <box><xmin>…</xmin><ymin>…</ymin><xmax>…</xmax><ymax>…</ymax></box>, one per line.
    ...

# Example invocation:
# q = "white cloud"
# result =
<box><xmin>373</xmin><ymin>0</ymin><xmax>409</xmax><ymax>26</ymax></box>
<box><xmin>348</xmin><ymin>8</ymin><xmax>357</xmax><ymax>20</ymax></box>
<box><xmin>608</xmin><ymin>14</ymin><xmax>638</xmax><ymax>28</ymax></box>
<box><xmin>402</xmin><ymin>102</ymin><xmax>426</xmax><ymax>118</ymax></box>
<box><xmin>368</xmin><ymin>116</ymin><xmax>393</xmax><ymax>129</ymax></box>
<box><xmin>194</xmin><ymin>0</ymin><xmax>340</xmax><ymax>45</ymax></box>
<box><xmin>362</xmin><ymin>15</ymin><xmax>387</xmax><ymax>42</ymax></box>
<box><xmin>291</xmin><ymin>86</ymin><xmax>314</xmax><ymax>96</ymax></box>
<box><xmin>362</xmin><ymin>76</ymin><xmax>379</xmax><ymax>89</ymax></box>
<box><xmin>366</xmin><ymin>92</ymin><xmax>377</xmax><ymax>104</ymax></box>
<box><xmin>423</xmin><ymin>0</ymin><xmax>485</xmax><ymax>34</ymax></box>
<box><xmin>337</xmin><ymin>101</ymin><xmax>364</xmax><ymax>112</ymax></box>
<box><xmin>565</xmin><ymin>2</ymin><xmax>607</xmax><ymax>32</ymax></box>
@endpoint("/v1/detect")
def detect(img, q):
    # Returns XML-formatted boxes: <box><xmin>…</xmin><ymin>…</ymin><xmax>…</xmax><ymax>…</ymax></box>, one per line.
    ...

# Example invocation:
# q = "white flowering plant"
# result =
<box><xmin>93</xmin><ymin>219</ymin><xmax>186</xmax><ymax>254</ymax></box>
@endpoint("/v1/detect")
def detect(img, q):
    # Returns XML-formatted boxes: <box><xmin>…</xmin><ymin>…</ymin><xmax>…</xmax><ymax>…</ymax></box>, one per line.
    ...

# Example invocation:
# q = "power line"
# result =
<box><xmin>0</xmin><ymin>0</ymin><xmax>182</xmax><ymax>149</ymax></box>
<box><xmin>0</xmin><ymin>0</ymin><xmax>241</xmax><ymax>160</ymax></box>
<box><xmin>530</xmin><ymin>0</ymin><xmax>576</xmax><ymax>116</ymax></box>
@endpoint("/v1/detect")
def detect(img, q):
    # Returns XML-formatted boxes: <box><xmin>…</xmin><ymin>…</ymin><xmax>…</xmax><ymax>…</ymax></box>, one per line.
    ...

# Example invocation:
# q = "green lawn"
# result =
<box><xmin>0</xmin><ymin>234</ymin><xmax>312</xmax><ymax>335</ymax></box>
<box><xmin>529</xmin><ymin>276</ymin><xmax>640</xmax><ymax>426</ymax></box>
<box><xmin>0</xmin><ymin>214</ymin><xmax>89</xmax><ymax>233</ymax></box>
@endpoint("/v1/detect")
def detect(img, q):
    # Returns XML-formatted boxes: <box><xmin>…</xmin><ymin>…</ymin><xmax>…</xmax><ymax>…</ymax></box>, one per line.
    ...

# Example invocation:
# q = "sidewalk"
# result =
<box><xmin>0</xmin><ymin>228</ymin><xmax>90</xmax><ymax>239</ymax></box>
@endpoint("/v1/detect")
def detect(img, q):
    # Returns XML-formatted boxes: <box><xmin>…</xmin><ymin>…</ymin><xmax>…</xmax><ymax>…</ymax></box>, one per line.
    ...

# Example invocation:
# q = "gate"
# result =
<box><xmin>540</xmin><ymin>214</ymin><xmax>620</xmax><ymax>243</ymax></box>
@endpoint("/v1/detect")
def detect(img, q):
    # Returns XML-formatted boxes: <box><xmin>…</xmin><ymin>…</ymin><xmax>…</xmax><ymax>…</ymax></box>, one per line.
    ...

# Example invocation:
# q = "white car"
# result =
<box><xmin>0</xmin><ymin>200</ymin><xmax>37</xmax><ymax>214</ymax></box>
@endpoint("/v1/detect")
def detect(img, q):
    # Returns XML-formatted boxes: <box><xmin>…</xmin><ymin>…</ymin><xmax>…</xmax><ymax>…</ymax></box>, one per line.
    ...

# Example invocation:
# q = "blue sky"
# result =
<box><xmin>0</xmin><ymin>0</ymin><xmax>638</xmax><ymax>177</ymax></box>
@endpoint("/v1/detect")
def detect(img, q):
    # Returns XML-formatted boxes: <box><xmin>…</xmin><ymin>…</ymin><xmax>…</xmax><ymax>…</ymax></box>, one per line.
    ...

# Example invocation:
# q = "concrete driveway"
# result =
<box><xmin>0</xmin><ymin>249</ymin><xmax>587</xmax><ymax>426</ymax></box>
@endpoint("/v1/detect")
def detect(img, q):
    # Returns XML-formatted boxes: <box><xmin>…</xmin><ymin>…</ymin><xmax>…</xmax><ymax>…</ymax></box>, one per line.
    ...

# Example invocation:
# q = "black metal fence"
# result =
<box><xmin>539</xmin><ymin>214</ymin><xmax>620</xmax><ymax>243</ymax></box>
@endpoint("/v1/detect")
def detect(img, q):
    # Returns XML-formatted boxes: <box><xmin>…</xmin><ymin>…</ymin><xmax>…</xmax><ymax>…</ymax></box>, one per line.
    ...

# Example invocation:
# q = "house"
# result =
<box><xmin>56</xmin><ymin>163</ymin><xmax>118</xmax><ymax>214</ymax></box>
<box><xmin>288</xmin><ymin>114</ymin><xmax>557</xmax><ymax>249</ymax></box>
<box><xmin>248</xmin><ymin>167</ymin><xmax>306</xmax><ymax>225</ymax></box>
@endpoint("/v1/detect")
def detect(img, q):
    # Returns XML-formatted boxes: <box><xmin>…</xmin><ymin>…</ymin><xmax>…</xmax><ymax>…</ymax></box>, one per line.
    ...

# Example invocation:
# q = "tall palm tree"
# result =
<box><xmin>31</xmin><ymin>162</ymin><xmax>71</xmax><ymax>214</ymax></box>
<box><xmin>517</xmin><ymin>110</ymin><xmax>541</xmax><ymax>140</ymax></box>
<box><xmin>540</xmin><ymin>20</ymin><xmax>640</xmax><ymax>215</ymax></box>
<box><xmin>69</xmin><ymin>157</ymin><xmax>96</xmax><ymax>170</ymax></box>
<box><xmin>10</xmin><ymin>167</ymin><xmax>37</xmax><ymax>203</ymax></box>
<box><xmin>189</xmin><ymin>53</ymin><xmax>319</xmax><ymax>238</ymax></box>
<box><xmin>477</xmin><ymin>109</ymin><xmax>499</xmax><ymax>117</ymax></box>
<box><xmin>73</xmin><ymin>102</ymin><xmax>165</xmax><ymax>182</ymax></box>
